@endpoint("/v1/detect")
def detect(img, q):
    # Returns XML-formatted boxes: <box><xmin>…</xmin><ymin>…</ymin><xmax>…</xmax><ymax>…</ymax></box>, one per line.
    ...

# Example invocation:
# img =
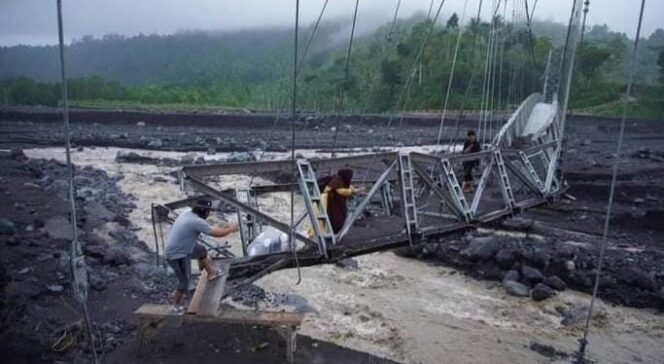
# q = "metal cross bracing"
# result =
<box><xmin>153</xmin><ymin>91</ymin><xmax>567</xmax><ymax>282</ymax></box>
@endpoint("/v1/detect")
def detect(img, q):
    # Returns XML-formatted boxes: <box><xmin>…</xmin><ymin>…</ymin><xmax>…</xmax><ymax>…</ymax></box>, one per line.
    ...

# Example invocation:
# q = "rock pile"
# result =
<box><xmin>413</xmin><ymin>233</ymin><xmax>664</xmax><ymax>308</ymax></box>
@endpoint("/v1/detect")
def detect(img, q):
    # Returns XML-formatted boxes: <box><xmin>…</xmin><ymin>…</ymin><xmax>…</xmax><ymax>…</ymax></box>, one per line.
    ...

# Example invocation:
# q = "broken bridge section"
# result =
<box><xmin>151</xmin><ymin>92</ymin><xmax>566</xmax><ymax>284</ymax></box>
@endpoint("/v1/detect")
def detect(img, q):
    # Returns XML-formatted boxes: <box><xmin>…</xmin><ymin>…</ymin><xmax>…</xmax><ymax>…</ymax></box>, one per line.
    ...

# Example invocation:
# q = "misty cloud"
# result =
<box><xmin>0</xmin><ymin>0</ymin><xmax>661</xmax><ymax>46</ymax></box>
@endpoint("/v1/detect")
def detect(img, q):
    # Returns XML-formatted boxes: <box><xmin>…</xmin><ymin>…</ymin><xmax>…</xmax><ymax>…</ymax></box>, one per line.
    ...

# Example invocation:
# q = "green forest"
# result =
<box><xmin>0</xmin><ymin>14</ymin><xmax>663</xmax><ymax>120</ymax></box>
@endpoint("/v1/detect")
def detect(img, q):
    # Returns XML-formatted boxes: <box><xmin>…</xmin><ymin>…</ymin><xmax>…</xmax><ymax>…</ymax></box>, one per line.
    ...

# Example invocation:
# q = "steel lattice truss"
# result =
<box><xmin>151</xmin><ymin>91</ymin><xmax>566</xmax><ymax>282</ymax></box>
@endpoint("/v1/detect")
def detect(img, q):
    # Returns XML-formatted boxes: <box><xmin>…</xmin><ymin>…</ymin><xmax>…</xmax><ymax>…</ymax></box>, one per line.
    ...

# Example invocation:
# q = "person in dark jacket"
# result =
<box><xmin>462</xmin><ymin>130</ymin><xmax>481</xmax><ymax>193</ymax></box>
<box><xmin>322</xmin><ymin>169</ymin><xmax>357</xmax><ymax>233</ymax></box>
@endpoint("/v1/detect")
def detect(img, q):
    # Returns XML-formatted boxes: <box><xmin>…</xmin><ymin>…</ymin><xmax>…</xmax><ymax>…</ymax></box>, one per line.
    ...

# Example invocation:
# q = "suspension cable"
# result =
<box><xmin>289</xmin><ymin>0</ymin><xmax>302</xmax><ymax>285</ymax></box>
<box><xmin>299</xmin><ymin>0</ymin><xmax>330</xmax><ymax>67</ymax></box>
<box><xmin>360</xmin><ymin>0</ymin><xmax>447</xmax><ymax>185</ymax></box>
<box><xmin>250</xmin><ymin>0</ymin><xmax>330</xmax><ymax>187</ymax></box>
<box><xmin>56</xmin><ymin>1</ymin><xmax>99</xmax><ymax>362</ymax></box>
<box><xmin>448</xmin><ymin>0</ymin><xmax>485</xmax><ymax>153</ymax></box>
<box><xmin>388</xmin><ymin>0</ymin><xmax>403</xmax><ymax>41</ymax></box>
<box><xmin>427</xmin><ymin>0</ymin><xmax>435</xmax><ymax>19</ymax></box>
<box><xmin>435</xmin><ymin>0</ymin><xmax>470</xmax><ymax>145</ymax></box>
<box><xmin>478</xmin><ymin>0</ymin><xmax>501</xmax><ymax>145</ymax></box>
<box><xmin>575</xmin><ymin>0</ymin><xmax>646</xmax><ymax>361</ymax></box>
<box><xmin>396</xmin><ymin>0</ymin><xmax>447</xmax><ymax>129</ymax></box>
<box><xmin>331</xmin><ymin>0</ymin><xmax>361</xmax><ymax>156</ymax></box>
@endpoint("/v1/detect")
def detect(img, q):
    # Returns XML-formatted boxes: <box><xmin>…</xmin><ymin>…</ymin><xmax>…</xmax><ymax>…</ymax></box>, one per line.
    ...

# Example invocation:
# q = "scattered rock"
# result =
<box><xmin>115</xmin><ymin>151</ymin><xmax>148</xmax><ymax>164</ymax></box>
<box><xmin>227</xmin><ymin>152</ymin><xmax>256</xmax><ymax>163</ymax></box>
<box><xmin>5</xmin><ymin>237</ymin><xmax>19</xmax><ymax>246</ymax></box>
<box><xmin>618</xmin><ymin>266</ymin><xmax>657</xmax><ymax>291</ymax></box>
<box><xmin>504</xmin><ymin>280</ymin><xmax>530</xmax><ymax>297</ymax></box>
<box><xmin>147</xmin><ymin>139</ymin><xmax>163</xmax><ymax>148</ymax></box>
<box><xmin>581</xmin><ymin>139</ymin><xmax>591</xmax><ymax>146</ymax></box>
<box><xmin>136</xmin><ymin>121</ymin><xmax>146</xmax><ymax>127</ymax></box>
<box><xmin>561</xmin><ymin>305</ymin><xmax>605</xmax><ymax>326</ymax></box>
<box><xmin>207</xmin><ymin>147</ymin><xmax>216</xmax><ymax>155</ymax></box>
<box><xmin>0</xmin><ymin>218</ymin><xmax>17</xmax><ymax>235</ymax></box>
<box><xmin>43</xmin><ymin>216</ymin><xmax>74</xmax><ymax>240</ymax></box>
<box><xmin>10</xmin><ymin>148</ymin><xmax>25</xmax><ymax>159</ymax></box>
<box><xmin>84</xmin><ymin>201</ymin><xmax>115</xmax><ymax>224</ymax></box>
<box><xmin>543</xmin><ymin>276</ymin><xmax>567</xmax><ymax>291</ymax></box>
<box><xmin>335</xmin><ymin>258</ymin><xmax>359</xmax><ymax>270</ymax></box>
<box><xmin>529</xmin><ymin>342</ymin><xmax>568</xmax><ymax>359</ymax></box>
<box><xmin>523</xmin><ymin>248</ymin><xmax>549</xmax><ymax>267</ymax></box>
<box><xmin>531</xmin><ymin>283</ymin><xmax>555</xmax><ymax>301</ymax></box>
<box><xmin>46</xmin><ymin>284</ymin><xmax>65</xmax><ymax>294</ymax></box>
<box><xmin>88</xmin><ymin>272</ymin><xmax>108</xmax><ymax>291</ymax></box>
<box><xmin>104</xmin><ymin>246</ymin><xmax>133</xmax><ymax>266</ymax></box>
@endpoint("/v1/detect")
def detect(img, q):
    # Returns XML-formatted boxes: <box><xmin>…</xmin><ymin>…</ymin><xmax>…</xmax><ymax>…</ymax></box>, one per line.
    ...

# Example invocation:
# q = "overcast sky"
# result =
<box><xmin>0</xmin><ymin>0</ymin><xmax>661</xmax><ymax>46</ymax></box>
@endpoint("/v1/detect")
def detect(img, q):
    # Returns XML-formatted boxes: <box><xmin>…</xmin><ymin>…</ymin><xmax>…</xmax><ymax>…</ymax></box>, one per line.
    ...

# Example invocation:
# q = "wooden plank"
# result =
<box><xmin>186</xmin><ymin>260</ymin><xmax>230</xmax><ymax>316</ymax></box>
<box><xmin>135</xmin><ymin>304</ymin><xmax>303</xmax><ymax>327</ymax></box>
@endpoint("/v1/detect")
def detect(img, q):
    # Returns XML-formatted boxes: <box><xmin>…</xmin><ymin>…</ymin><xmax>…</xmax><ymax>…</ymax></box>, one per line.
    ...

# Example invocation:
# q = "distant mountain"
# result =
<box><xmin>0</xmin><ymin>23</ymin><xmax>347</xmax><ymax>86</ymax></box>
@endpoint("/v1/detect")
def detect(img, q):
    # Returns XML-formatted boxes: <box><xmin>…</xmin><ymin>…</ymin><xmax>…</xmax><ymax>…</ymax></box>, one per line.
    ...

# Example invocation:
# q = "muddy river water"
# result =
<box><xmin>25</xmin><ymin>146</ymin><xmax>664</xmax><ymax>364</ymax></box>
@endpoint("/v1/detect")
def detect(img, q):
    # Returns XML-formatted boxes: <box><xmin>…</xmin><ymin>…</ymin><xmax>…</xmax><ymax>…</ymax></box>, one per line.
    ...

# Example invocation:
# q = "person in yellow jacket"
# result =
<box><xmin>308</xmin><ymin>169</ymin><xmax>359</xmax><ymax>238</ymax></box>
<box><xmin>321</xmin><ymin>169</ymin><xmax>357</xmax><ymax>234</ymax></box>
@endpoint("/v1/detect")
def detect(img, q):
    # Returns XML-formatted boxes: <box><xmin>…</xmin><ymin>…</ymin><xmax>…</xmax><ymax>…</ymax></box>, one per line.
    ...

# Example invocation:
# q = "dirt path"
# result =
<box><xmin>23</xmin><ymin>146</ymin><xmax>664</xmax><ymax>364</ymax></box>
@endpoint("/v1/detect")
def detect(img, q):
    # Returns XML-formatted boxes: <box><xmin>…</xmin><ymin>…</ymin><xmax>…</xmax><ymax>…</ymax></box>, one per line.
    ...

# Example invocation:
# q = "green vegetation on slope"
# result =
<box><xmin>0</xmin><ymin>17</ymin><xmax>662</xmax><ymax>119</ymax></box>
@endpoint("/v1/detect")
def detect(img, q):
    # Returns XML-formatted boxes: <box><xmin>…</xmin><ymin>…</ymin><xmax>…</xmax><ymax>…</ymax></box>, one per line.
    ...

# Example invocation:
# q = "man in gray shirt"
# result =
<box><xmin>164</xmin><ymin>199</ymin><xmax>238</xmax><ymax>313</ymax></box>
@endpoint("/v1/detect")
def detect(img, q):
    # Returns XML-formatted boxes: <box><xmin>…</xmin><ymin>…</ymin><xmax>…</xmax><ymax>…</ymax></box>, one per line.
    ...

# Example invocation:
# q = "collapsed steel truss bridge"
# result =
<box><xmin>152</xmin><ymin>91</ymin><xmax>567</xmax><ymax>285</ymax></box>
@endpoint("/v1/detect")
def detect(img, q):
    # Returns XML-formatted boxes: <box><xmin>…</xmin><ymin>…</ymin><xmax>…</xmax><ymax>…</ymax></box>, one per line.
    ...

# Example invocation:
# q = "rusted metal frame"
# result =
<box><xmin>186</xmin><ymin>175</ymin><xmax>320</xmax><ymax>252</ymax></box>
<box><xmin>411</xmin><ymin>160</ymin><xmax>465</xmax><ymax>219</ymax></box>
<box><xmin>182</xmin><ymin>152</ymin><xmax>399</xmax><ymax>178</ymax></box>
<box><xmin>337</xmin><ymin>159</ymin><xmax>398</xmax><ymax>241</ymax></box>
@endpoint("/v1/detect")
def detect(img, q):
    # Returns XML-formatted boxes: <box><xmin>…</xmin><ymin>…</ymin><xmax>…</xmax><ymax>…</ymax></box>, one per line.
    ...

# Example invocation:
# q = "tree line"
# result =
<box><xmin>0</xmin><ymin>15</ymin><xmax>662</xmax><ymax>119</ymax></box>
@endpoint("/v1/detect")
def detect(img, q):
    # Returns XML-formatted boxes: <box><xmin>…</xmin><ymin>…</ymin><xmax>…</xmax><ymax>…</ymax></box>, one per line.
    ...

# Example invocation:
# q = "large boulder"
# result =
<box><xmin>503</xmin><ymin>269</ymin><xmax>520</xmax><ymax>283</ymax></box>
<box><xmin>462</xmin><ymin>236</ymin><xmax>500</xmax><ymax>260</ymax></box>
<box><xmin>504</xmin><ymin>280</ymin><xmax>530</xmax><ymax>297</ymax></box>
<box><xmin>531</xmin><ymin>283</ymin><xmax>555</xmax><ymax>301</ymax></box>
<box><xmin>543</xmin><ymin>275</ymin><xmax>567</xmax><ymax>291</ymax></box>
<box><xmin>495</xmin><ymin>248</ymin><xmax>518</xmax><ymax>269</ymax></box>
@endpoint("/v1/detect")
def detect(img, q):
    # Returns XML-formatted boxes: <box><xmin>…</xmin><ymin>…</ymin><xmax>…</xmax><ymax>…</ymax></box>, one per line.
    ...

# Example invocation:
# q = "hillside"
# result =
<box><xmin>0</xmin><ymin>16</ymin><xmax>662</xmax><ymax>118</ymax></box>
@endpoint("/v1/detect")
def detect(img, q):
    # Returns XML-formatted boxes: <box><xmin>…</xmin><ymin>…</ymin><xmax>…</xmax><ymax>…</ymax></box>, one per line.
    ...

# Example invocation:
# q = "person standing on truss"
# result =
<box><xmin>163</xmin><ymin>198</ymin><xmax>239</xmax><ymax>313</ymax></box>
<box><xmin>322</xmin><ymin>169</ymin><xmax>360</xmax><ymax>233</ymax></box>
<box><xmin>462</xmin><ymin>130</ymin><xmax>481</xmax><ymax>193</ymax></box>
